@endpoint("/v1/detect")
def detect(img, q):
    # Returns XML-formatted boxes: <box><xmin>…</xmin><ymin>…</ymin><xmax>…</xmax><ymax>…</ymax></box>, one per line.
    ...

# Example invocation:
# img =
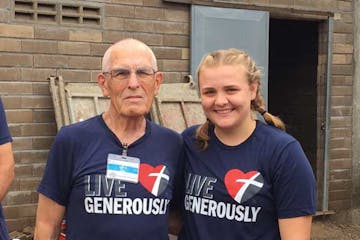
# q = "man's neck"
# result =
<box><xmin>102</xmin><ymin>111</ymin><xmax>147</xmax><ymax>145</ymax></box>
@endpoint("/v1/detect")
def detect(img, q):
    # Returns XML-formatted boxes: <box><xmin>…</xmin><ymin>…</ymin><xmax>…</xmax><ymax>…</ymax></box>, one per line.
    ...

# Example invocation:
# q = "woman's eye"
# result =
<box><xmin>202</xmin><ymin>90</ymin><xmax>215</xmax><ymax>95</ymax></box>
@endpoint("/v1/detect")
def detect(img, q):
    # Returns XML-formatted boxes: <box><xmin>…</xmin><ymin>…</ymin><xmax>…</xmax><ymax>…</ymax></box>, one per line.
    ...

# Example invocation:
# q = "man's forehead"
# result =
<box><xmin>109</xmin><ymin>47</ymin><xmax>153</xmax><ymax>66</ymax></box>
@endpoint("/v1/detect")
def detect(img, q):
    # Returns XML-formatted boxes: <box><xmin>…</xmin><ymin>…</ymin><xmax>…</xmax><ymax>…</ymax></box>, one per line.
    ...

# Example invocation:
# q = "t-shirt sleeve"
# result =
<box><xmin>0</xmin><ymin>98</ymin><xmax>12</xmax><ymax>145</ymax></box>
<box><xmin>38</xmin><ymin>127</ymin><xmax>75</xmax><ymax>206</ymax></box>
<box><xmin>272</xmin><ymin>140</ymin><xmax>317</xmax><ymax>218</ymax></box>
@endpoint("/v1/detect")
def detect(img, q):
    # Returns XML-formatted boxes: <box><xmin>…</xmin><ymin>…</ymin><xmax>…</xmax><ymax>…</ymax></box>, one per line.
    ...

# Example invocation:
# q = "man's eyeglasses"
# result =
<box><xmin>102</xmin><ymin>67</ymin><xmax>157</xmax><ymax>81</ymax></box>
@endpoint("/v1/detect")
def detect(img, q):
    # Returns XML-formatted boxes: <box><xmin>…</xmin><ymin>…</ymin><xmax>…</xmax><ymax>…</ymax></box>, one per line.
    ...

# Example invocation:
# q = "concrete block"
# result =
<box><xmin>332</xmin><ymin>54</ymin><xmax>352</xmax><ymax>64</ymax></box>
<box><xmin>21</xmin><ymin>40</ymin><xmax>58</xmax><ymax>54</ymax></box>
<box><xmin>163</xmin><ymin>34</ymin><xmax>189</xmax><ymax>47</ymax></box>
<box><xmin>21</xmin><ymin>68</ymin><xmax>55</xmax><ymax>82</ymax></box>
<box><xmin>32</xmin><ymin>136</ymin><xmax>54</xmax><ymax>149</ymax></box>
<box><xmin>0</xmin><ymin>38</ymin><xmax>22</xmax><ymax>52</ymax></box>
<box><xmin>34</xmin><ymin>55</ymin><xmax>68</xmax><ymax>68</ymax></box>
<box><xmin>161</xmin><ymin>59</ymin><xmax>189</xmax><ymax>71</ymax></box>
<box><xmin>331</xmin><ymin>116</ymin><xmax>352</xmax><ymax>128</ymax></box>
<box><xmin>104</xmin><ymin>17</ymin><xmax>125</xmax><ymax>30</ymax></box>
<box><xmin>164</xmin><ymin>8</ymin><xmax>190</xmax><ymax>22</ymax></box>
<box><xmin>68</xmin><ymin>56</ymin><xmax>101</xmax><ymax>69</ymax></box>
<box><xmin>58</xmin><ymin>69</ymin><xmax>92</xmax><ymax>82</ymax></box>
<box><xmin>338</xmin><ymin>1</ymin><xmax>352</xmax><ymax>11</ymax></box>
<box><xmin>329</xmin><ymin>158</ymin><xmax>352</xmax><ymax>169</ymax></box>
<box><xmin>58</xmin><ymin>41</ymin><xmax>91</xmax><ymax>55</ymax></box>
<box><xmin>0</xmin><ymin>53</ymin><xmax>33</xmax><ymax>67</ymax></box>
<box><xmin>331</xmin><ymin>86</ymin><xmax>353</xmax><ymax>96</ymax></box>
<box><xmin>35</xmin><ymin>26</ymin><xmax>69</xmax><ymax>40</ymax></box>
<box><xmin>132</xmin><ymin>32</ymin><xmax>163</xmax><ymax>46</ymax></box>
<box><xmin>20</xmin><ymin>96</ymin><xmax>53</xmax><ymax>109</ymax></box>
<box><xmin>330</xmin><ymin>127</ymin><xmax>351</xmax><ymax>138</ymax></box>
<box><xmin>0</xmin><ymin>23</ymin><xmax>34</xmax><ymax>38</ymax></box>
<box><xmin>153</xmin><ymin>21</ymin><xmax>188</xmax><ymax>34</ymax></box>
<box><xmin>69</xmin><ymin>30</ymin><xmax>102</xmax><ymax>42</ymax></box>
<box><xmin>102</xmin><ymin>30</ymin><xmax>133</xmax><ymax>43</ymax></box>
<box><xmin>153</xmin><ymin>47</ymin><xmax>182</xmax><ymax>59</ymax></box>
<box><xmin>105</xmin><ymin>5</ymin><xmax>135</xmax><ymax>17</ymax></box>
<box><xmin>0</xmin><ymin>68</ymin><xmax>21</xmax><ymax>81</ymax></box>
<box><xmin>5</xmin><ymin>110</ymin><xmax>33</xmax><ymax>123</ymax></box>
<box><xmin>90</xmin><ymin>43</ymin><xmax>111</xmax><ymax>56</ymax></box>
<box><xmin>124</xmin><ymin>19</ymin><xmax>154</xmax><ymax>32</ymax></box>
<box><xmin>333</xmin><ymin>43</ymin><xmax>353</xmax><ymax>54</ymax></box>
<box><xmin>19</xmin><ymin>123</ymin><xmax>56</xmax><ymax>137</ymax></box>
<box><xmin>0</xmin><ymin>82</ymin><xmax>33</xmax><ymax>95</ymax></box>
<box><xmin>135</xmin><ymin>6</ymin><xmax>164</xmax><ymax>20</ymax></box>
<box><xmin>33</xmin><ymin>110</ymin><xmax>55</xmax><ymax>123</ymax></box>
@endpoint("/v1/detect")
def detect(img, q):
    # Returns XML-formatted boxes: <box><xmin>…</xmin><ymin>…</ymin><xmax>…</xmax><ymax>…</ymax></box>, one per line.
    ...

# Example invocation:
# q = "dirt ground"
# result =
<box><xmin>10</xmin><ymin>218</ymin><xmax>360</xmax><ymax>240</ymax></box>
<box><xmin>311</xmin><ymin>219</ymin><xmax>360</xmax><ymax>240</ymax></box>
<box><xmin>170</xmin><ymin>219</ymin><xmax>360</xmax><ymax>240</ymax></box>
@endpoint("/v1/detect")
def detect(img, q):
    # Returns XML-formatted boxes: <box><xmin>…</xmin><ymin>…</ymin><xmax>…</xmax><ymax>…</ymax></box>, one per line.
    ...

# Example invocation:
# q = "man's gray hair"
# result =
<box><xmin>101</xmin><ymin>38</ymin><xmax>158</xmax><ymax>72</ymax></box>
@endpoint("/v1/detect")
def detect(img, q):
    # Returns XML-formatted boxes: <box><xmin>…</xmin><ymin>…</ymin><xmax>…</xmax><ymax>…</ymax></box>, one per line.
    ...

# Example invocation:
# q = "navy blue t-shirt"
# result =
<box><xmin>179</xmin><ymin>121</ymin><xmax>316</xmax><ymax>240</ymax></box>
<box><xmin>38</xmin><ymin>115</ymin><xmax>183</xmax><ymax>240</ymax></box>
<box><xmin>0</xmin><ymin>98</ymin><xmax>12</xmax><ymax>240</ymax></box>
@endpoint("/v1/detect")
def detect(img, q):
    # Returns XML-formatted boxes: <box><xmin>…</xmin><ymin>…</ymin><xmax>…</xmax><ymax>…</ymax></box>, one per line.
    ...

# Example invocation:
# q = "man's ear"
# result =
<box><xmin>154</xmin><ymin>72</ymin><xmax>163</xmax><ymax>96</ymax></box>
<box><xmin>97</xmin><ymin>73</ymin><xmax>110</xmax><ymax>97</ymax></box>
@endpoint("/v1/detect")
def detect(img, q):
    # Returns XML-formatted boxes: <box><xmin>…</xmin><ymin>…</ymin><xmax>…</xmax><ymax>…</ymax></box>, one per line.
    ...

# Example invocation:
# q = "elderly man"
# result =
<box><xmin>0</xmin><ymin>98</ymin><xmax>15</xmax><ymax>240</ymax></box>
<box><xmin>35</xmin><ymin>39</ymin><xmax>183</xmax><ymax>239</ymax></box>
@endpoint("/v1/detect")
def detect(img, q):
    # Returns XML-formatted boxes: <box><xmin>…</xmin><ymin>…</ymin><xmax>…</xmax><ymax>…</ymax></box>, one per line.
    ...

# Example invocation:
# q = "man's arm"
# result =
<box><xmin>279</xmin><ymin>215</ymin><xmax>312</xmax><ymax>240</ymax></box>
<box><xmin>168</xmin><ymin>209</ymin><xmax>182</xmax><ymax>235</ymax></box>
<box><xmin>34</xmin><ymin>193</ymin><xmax>65</xmax><ymax>240</ymax></box>
<box><xmin>0</xmin><ymin>142</ymin><xmax>14</xmax><ymax>202</ymax></box>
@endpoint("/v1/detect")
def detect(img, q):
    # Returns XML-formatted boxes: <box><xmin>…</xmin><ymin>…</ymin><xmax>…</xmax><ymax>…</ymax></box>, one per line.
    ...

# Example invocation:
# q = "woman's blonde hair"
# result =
<box><xmin>196</xmin><ymin>48</ymin><xmax>285</xmax><ymax>150</ymax></box>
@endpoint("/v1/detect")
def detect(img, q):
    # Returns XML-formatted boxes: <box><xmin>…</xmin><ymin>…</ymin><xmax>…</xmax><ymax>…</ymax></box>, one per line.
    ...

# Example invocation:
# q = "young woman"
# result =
<box><xmin>179</xmin><ymin>49</ymin><xmax>316</xmax><ymax>240</ymax></box>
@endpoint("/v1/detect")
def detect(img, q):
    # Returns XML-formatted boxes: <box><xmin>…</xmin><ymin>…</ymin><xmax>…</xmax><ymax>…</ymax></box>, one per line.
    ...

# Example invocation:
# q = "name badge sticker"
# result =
<box><xmin>106</xmin><ymin>153</ymin><xmax>140</xmax><ymax>183</ymax></box>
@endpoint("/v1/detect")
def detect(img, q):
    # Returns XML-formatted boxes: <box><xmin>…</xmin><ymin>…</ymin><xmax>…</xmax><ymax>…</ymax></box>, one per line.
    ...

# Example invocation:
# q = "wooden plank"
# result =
<box><xmin>50</xmin><ymin>75</ymin><xmax>206</xmax><ymax>133</ymax></box>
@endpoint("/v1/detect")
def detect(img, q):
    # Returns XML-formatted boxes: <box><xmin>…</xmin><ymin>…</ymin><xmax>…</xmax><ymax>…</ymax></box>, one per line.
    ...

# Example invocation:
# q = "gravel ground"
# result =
<box><xmin>311</xmin><ymin>219</ymin><xmax>360</xmax><ymax>240</ymax></box>
<box><xmin>9</xmin><ymin>219</ymin><xmax>360</xmax><ymax>240</ymax></box>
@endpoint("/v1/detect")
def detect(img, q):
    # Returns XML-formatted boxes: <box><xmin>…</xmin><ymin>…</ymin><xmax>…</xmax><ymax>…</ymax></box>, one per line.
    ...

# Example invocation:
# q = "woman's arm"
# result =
<box><xmin>279</xmin><ymin>215</ymin><xmax>312</xmax><ymax>240</ymax></box>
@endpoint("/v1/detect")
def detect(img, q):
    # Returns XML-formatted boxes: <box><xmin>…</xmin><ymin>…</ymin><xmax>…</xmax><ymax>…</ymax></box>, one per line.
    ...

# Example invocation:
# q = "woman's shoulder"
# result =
<box><xmin>256</xmin><ymin>121</ymin><xmax>297</xmax><ymax>146</ymax></box>
<box><xmin>181</xmin><ymin>125</ymin><xmax>200</xmax><ymax>139</ymax></box>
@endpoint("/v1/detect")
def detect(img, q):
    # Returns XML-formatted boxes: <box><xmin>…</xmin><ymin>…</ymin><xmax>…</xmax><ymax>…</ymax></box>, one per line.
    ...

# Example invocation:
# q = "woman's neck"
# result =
<box><xmin>214</xmin><ymin>119</ymin><xmax>256</xmax><ymax>146</ymax></box>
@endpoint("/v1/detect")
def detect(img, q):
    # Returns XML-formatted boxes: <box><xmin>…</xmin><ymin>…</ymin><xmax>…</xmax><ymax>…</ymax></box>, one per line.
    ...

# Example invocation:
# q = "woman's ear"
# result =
<box><xmin>250</xmin><ymin>82</ymin><xmax>259</xmax><ymax>100</ymax></box>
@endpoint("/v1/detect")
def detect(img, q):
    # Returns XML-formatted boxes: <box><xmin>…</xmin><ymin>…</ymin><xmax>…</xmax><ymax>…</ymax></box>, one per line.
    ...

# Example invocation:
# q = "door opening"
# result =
<box><xmin>268</xmin><ymin>19</ymin><xmax>319</xmax><ymax>174</ymax></box>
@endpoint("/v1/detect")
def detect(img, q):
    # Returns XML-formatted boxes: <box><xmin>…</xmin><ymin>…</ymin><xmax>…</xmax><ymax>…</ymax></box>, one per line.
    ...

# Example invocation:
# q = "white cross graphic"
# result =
<box><xmin>234</xmin><ymin>172</ymin><xmax>264</xmax><ymax>203</ymax></box>
<box><xmin>148</xmin><ymin>166</ymin><xmax>169</xmax><ymax>196</ymax></box>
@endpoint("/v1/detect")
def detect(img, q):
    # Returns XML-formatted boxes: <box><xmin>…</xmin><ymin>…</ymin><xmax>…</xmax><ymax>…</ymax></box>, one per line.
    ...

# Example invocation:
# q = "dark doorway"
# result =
<box><xmin>268</xmin><ymin>19</ymin><xmax>319</xmax><ymax>173</ymax></box>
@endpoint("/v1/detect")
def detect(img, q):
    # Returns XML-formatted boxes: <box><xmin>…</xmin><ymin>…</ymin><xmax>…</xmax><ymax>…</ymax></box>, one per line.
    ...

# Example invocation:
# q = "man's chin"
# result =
<box><xmin>123</xmin><ymin>108</ymin><xmax>149</xmax><ymax>118</ymax></box>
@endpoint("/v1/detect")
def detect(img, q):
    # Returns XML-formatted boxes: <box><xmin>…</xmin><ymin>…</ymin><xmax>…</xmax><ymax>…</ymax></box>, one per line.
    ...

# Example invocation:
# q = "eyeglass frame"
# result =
<box><xmin>102</xmin><ymin>67</ymin><xmax>158</xmax><ymax>81</ymax></box>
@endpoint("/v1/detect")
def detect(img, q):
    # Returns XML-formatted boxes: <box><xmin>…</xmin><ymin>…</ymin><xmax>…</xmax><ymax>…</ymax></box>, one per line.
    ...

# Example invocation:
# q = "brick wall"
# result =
<box><xmin>0</xmin><ymin>0</ymin><xmax>190</xmax><ymax>231</ymax></box>
<box><xmin>328</xmin><ymin>0</ymin><xmax>354</xmax><ymax>211</ymax></box>
<box><xmin>0</xmin><ymin>0</ymin><xmax>355</xmax><ymax>231</ymax></box>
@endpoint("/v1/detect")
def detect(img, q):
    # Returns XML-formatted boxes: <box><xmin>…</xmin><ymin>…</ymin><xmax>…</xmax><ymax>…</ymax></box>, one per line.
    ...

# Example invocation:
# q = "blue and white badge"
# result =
<box><xmin>106</xmin><ymin>153</ymin><xmax>140</xmax><ymax>183</ymax></box>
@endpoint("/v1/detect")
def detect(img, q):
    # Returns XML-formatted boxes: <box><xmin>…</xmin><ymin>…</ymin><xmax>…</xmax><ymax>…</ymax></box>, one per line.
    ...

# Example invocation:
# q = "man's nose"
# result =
<box><xmin>127</xmin><ymin>72</ymin><xmax>140</xmax><ymax>88</ymax></box>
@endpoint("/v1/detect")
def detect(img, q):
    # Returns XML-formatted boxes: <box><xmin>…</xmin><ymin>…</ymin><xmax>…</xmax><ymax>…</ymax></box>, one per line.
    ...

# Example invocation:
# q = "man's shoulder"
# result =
<box><xmin>57</xmin><ymin>115</ymin><xmax>101</xmax><ymax>140</ymax></box>
<box><xmin>149</xmin><ymin>120</ymin><xmax>182</xmax><ymax>140</ymax></box>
